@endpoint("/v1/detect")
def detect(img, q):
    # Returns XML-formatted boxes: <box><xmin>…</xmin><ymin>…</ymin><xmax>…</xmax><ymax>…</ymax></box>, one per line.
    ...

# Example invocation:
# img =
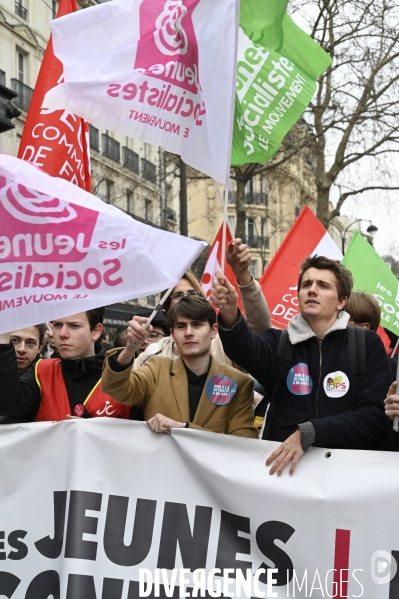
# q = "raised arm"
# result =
<box><xmin>210</xmin><ymin>273</ymin><xmax>277</xmax><ymax>388</ymax></box>
<box><xmin>226</xmin><ymin>239</ymin><xmax>270</xmax><ymax>335</ymax></box>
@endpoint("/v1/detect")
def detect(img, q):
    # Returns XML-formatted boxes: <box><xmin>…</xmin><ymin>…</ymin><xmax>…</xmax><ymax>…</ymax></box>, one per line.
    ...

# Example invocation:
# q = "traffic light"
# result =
<box><xmin>0</xmin><ymin>84</ymin><xmax>21</xmax><ymax>133</ymax></box>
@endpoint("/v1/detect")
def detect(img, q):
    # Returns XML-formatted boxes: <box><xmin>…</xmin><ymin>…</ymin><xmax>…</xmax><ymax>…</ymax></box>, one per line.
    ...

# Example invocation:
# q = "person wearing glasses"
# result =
<box><xmin>137</xmin><ymin>313</ymin><xmax>169</xmax><ymax>355</ymax></box>
<box><xmin>127</xmin><ymin>238</ymin><xmax>271</xmax><ymax>370</ymax></box>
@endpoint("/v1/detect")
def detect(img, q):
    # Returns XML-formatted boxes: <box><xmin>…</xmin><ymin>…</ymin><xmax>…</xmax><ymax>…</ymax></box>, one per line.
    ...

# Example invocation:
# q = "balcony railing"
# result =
<box><xmin>102</xmin><ymin>134</ymin><xmax>120</xmax><ymax>163</ymax></box>
<box><xmin>123</xmin><ymin>147</ymin><xmax>139</xmax><ymax>173</ymax></box>
<box><xmin>11</xmin><ymin>79</ymin><xmax>33</xmax><ymax>112</ymax></box>
<box><xmin>141</xmin><ymin>158</ymin><xmax>156</xmax><ymax>181</ymax></box>
<box><xmin>89</xmin><ymin>125</ymin><xmax>99</xmax><ymax>151</ymax></box>
<box><xmin>0</xmin><ymin>71</ymin><xmax>5</xmax><ymax>87</ymax></box>
<box><xmin>245</xmin><ymin>192</ymin><xmax>268</xmax><ymax>205</ymax></box>
<box><xmin>15</xmin><ymin>1</ymin><xmax>27</xmax><ymax>19</ymax></box>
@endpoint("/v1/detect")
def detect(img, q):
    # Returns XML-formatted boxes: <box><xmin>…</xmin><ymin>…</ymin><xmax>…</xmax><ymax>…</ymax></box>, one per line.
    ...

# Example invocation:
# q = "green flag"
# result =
<box><xmin>342</xmin><ymin>231</ymin><xmax>399</xmax><ymax>337</ymax></box>
<box><xmin>232</xmin><ymin>3</ymin><xmax>332</xmax><ymax>165</ymax></box>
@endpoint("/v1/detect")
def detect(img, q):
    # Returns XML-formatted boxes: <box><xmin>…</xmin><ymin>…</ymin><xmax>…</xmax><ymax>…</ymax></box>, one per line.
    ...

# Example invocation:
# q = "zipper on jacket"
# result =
<box><xmin>315</xmin><ymin>339</ymin><xmax>323</xmax><ymax>418</ymax></box>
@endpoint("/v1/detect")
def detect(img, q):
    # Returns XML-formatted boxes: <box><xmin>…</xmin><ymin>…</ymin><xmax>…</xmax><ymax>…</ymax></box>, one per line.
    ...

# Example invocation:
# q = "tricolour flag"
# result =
<box><xmin>342</xmin><ymin>231</ymin><xmax>399</xmax><ymax>338</ymax></box>
<box><xmin>259</xmin><ymin>206</ymin><xmax>342</xmax><ymax>329</ymax></box>
<box><xmin>0</xmin><ymin>154</ymin><xmax>205</xmax><ymax>334</ymax></box>
<box><xmin>200</xmin><ymin>223</ymin><xmax>243</xmax><ymax>310</ymax></box>
<box><xmin>231</xmin><ymin>0</ymin><xmax>332</xmax><ymax>165</ymax></box>
<box><xmin>43</xmin><ymin>0</ymin><xmax>239</xmax><ymax>185</ymax></box>
<box><xmin>18</xmin><ymin>0</ymin><xmax>91</xmax><ymax>192</ymax></box>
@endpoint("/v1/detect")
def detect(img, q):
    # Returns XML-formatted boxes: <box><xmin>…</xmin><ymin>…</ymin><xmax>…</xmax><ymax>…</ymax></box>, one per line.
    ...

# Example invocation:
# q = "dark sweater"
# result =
<box><xmin>218</xmin><ymin>311</ymin><xmax>392</xmax><ymax>450</ymax></box>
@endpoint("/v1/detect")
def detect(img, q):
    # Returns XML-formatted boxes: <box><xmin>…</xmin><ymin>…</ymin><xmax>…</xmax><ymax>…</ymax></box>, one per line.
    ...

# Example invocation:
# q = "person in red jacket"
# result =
<box><xmin>0</xmin><ymin>308</ymin><xmax>130</xmax><ymax>421</ymax></box>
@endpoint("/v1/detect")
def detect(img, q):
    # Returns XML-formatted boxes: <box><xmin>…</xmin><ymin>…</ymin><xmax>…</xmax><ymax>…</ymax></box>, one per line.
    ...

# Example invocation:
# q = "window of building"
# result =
<box><xmin>246</xmin><ymin>217</ymin><xmax>256</xmax><ymax>239</ymax></box>
<box><xmin>145</xmin><ymin>199</ymin><xmax>152</xmax><ymax>222</ymax></box>
<box><xmin>105</xmin><ymin>180</ymin><xmax>114</xmax><ymax>204</ymax></box>
<box><xmin>260</xmin><ymin>177</ymin><xmax>268</xmax><ymax>205</ymax></box>
<box><xmin>228</xmin><ymin>215</ymin><xmax>235</xmax><ymax>233</ymax></box>
<box><xmin>244</xmin><ymin>179</ymin><xmax>254</xmax><ymax>203</ymax></box>
<box><xmin>127</xmin><ymin>190</ymin><xmax>134</xmax><ymax>214</ymax></box>
<box><xmin>16</xmin><ymin>51</ymin><xmax>25</xmax><ymax>83</ymax></box>
<box><xmin>52</xmin><ymin>0</ymin><xmax>59</xmax><ymax>18</ymax></box>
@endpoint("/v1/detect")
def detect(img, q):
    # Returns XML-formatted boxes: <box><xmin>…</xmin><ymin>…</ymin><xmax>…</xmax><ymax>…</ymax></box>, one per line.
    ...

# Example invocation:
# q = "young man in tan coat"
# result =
<box><xmin>102</xmin><ymin>295</ymin><xmax>258</xmax><ymax>438</ymax></box>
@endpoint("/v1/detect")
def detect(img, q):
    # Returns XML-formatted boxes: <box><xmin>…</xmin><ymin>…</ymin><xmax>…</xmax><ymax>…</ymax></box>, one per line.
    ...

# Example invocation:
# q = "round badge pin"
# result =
<box><xmin>206</xmin><ymin>375</ymin><xmax>238</xmax><ymax>406</ymax></box>
<box><xmin>74</xmin><ymin>404</ymin><xmax>85</xmax><ymax>417</ymax></box>
<box><xmin>286</xmin><ymin>363</ymin><xmax>313</xmax><ymax>396</ymax></box>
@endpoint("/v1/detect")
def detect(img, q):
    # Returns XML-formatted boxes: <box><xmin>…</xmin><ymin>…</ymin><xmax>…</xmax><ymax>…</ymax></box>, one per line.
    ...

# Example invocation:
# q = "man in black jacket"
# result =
<box><xmin>211</xmin><ymin>255</ymin><xmax>392</xmax><ymax>475</ymax></box>
<box><xmin>0</xmin><ymin>309</ymin><xmax>130</xmax><ymax>421</ymax></box>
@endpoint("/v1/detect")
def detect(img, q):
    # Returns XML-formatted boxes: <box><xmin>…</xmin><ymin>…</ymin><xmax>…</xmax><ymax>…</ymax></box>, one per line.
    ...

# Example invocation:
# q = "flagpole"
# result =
<box><xmin>391</xmin><ymin>337</ymin><xmax>399</xmax><ymax>358</ymax></box>
<box><xmin>215</xmin><ymin>182</ymin><xmax>234</xmax><ymax>236</ymax></box>
<box><xmin>221</xmin><ymin>185</ymin><xmax>229</xmax><ymax>274</ymax></box>
<box><xmin>143</xmin><ymin>287</ymin><xmax>174</xmax><ymax>329</ymax></box>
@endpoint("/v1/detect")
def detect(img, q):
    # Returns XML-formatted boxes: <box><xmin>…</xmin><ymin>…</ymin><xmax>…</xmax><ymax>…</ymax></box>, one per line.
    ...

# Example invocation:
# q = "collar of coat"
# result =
<box><xmin>287</xmin><ymin>310</ymin><xmax>350</xmax><ymax>345</ymax></box>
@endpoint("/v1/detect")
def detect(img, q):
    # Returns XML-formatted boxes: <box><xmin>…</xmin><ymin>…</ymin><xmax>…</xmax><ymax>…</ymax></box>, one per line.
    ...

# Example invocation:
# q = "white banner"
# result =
<box><xmin>0</xmin><ymin>419</ymin><xmax>398</xmax><ymax>598</ymax></box>
<box><xmin>44</xmin><ymin>0</ymin><xmax>239</xmax><ymax>186</ymax></box>
<box><xmin>0</xmin><ymin>154</ymin><xmax>206</xmax><ymax>333</ymax></box>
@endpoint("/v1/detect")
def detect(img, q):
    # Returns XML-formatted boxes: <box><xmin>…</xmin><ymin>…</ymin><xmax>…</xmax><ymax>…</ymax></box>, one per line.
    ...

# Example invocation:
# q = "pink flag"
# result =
<box><xmin>259</xmin><ymin>207</ymin><xmax>342</xmax><ymax>329</ymax></box>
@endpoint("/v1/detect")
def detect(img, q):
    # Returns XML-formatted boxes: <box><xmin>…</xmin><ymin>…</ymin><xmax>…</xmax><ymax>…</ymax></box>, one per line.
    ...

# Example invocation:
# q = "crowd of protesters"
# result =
<box><xmin>0</xmin><ymin>238</ymin><xmax>398</xmax><ymax>471</ymax></box>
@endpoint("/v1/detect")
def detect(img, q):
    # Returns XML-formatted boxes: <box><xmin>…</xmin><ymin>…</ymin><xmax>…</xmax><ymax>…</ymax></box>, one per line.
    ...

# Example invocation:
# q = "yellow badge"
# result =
<box><xmin>254</xmin><ymin>416</ymin><xmax>264</xmax><ymax>430</ymax></box>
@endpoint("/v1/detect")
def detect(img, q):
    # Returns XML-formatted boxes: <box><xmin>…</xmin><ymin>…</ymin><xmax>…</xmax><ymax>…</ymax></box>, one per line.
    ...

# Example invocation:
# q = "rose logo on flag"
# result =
<box><xmin>0</xmin><ymin>175</ymin><xmax>99</xmax><ymax>263</ymax></box>
<box><xmin>287</xmin><ymin>363</ymin><xmax>313</xmax><ymax>396</ymax></box>
<box><xmin>135</xmin><ymin>0</ymin><xmax>201</xmax><ymax>95</ymax></box>
<box><xmin>155</xmin><ymin>1</ymin><xmax>189</xmax><ymax>56</ymax></box>
<box><xmin>0</xmin><ymin>177</ymin><xmax>77</xmax><ymax>225</ymax></box>
<box><xmin>206</xmin><ymin>375</ymin><xmax>238</xmax><ymax>406</ymax></box>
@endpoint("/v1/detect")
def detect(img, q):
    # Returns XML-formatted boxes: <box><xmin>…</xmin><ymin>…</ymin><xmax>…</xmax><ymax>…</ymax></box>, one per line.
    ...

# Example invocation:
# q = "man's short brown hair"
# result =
<box><xmin>298</xmin><ymin>255</ymin><xmax>353</xmax><ymax>301</ymax></box>
<box><xmin>167</xmin><ymin>295</ymin><xmax>216</xmax><ymax>329</ymax></box>
<box><xmin>86</xmin><ymin>307</ymin><xmax>105</xmax><ymax>331</ymax></box>
<box><xmin>344</xmin><ymin>291</ymin><xmax>381</xmax><ymax>332</ymax></box>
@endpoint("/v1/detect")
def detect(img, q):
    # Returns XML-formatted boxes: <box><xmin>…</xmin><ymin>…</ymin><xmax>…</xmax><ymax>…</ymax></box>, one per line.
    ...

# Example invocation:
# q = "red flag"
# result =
<box><xmin>259</xmin><ymin>207</ymin><xmax>342</xmax><ymax>329</ymax></box>
<box><xmin>17</xmin><ymin>0</ymin><xmax>91</xmax><ymax>192</ymax></box>
<box><xmin>201</xmin><ymin>223</ymin><xmax>243</xmax><ymax>310</ymax></box>
<box><xmin>377</xmin><ymin>326</ymin><xmax>391</xmax><ymax>354</ymax></box>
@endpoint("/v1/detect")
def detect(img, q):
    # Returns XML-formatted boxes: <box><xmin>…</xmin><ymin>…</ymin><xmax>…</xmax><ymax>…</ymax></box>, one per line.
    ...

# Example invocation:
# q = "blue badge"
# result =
<box><xmin>206</xmin><ymin>375</ymin><xmax>238</xmax><ymax>405</ymax></box>
<box><xmin>287</xmin><ymin>363</ymin><xmax>313</xmax><ymax>395</ymax></box>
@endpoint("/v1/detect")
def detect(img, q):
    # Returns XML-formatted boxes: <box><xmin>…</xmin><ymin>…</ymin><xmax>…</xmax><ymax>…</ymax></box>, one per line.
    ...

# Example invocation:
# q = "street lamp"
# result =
<box><xmin>341</xmin><ymin>219</ymin><xmax>378</xmax><ymax>254</ymax></box>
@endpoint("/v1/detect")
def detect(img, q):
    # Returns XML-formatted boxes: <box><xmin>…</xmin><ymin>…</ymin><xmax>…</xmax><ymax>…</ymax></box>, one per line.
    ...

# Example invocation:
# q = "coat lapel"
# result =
<box><xmin>193</xmin><ymin>358</ymin><xmax>227</xmax><ymax>427</ymax></box>
<box><xmin>170</xmin><ymin>357</ymin><xmax>190</xmax><ymax>422</ymax></box>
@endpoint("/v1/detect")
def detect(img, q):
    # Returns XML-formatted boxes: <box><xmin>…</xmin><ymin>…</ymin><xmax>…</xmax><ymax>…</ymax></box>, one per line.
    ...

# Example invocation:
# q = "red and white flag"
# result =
<box><xmin>201</xmin><ymin>223</ymin><xmax>243</xmax><ymax>310</ymax></box>
<box><xmin>259</xmin><ymin>206</ymin><xmax>342</xmax><ymax>329</ymax></box>
<box><xmin>43</xmin><ymin>0</ymin><xmax>239</xmax><ymax>185</ymax></box>
<box><xmin>18</xmin><ymin>0</ymin><xmax>91</xmax><ymax>191</ymax></box>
